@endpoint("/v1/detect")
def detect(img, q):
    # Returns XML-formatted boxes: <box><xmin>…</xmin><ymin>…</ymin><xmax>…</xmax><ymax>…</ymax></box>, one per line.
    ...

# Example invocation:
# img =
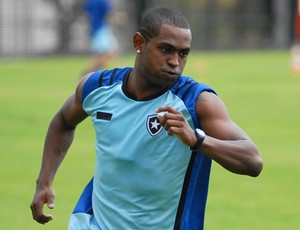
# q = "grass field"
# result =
<box><xmin>0</xmin><ymin>50</ymin><xmax>299</xmax><ymax>229</ymax></box>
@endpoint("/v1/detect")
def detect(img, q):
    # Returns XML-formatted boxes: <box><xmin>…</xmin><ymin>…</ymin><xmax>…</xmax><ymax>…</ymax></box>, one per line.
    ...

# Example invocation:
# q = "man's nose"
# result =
<box><xmin>167</xmin><ymin>53</ymin><xmax>179</xmax><ymax>67</ymax></box>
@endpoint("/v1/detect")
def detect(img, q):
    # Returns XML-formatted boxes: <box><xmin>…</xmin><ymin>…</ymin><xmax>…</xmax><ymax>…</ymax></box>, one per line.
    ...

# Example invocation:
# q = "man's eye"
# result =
<box><xmin>162</xmin><ymin>48</ymin><xmax>171</xmax><ymax>53</ymax></box>
<box><xmin>180</xmin><ymin>51</ymin><xmax>189</xmax><ymax>57</ymax></box>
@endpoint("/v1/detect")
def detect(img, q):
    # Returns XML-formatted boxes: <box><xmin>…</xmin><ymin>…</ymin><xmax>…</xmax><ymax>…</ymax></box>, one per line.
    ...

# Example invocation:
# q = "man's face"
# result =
<box><xmin>139</xmin><ymin>24</ymin><xmax>192</xmax><ymax>88</ymax></box>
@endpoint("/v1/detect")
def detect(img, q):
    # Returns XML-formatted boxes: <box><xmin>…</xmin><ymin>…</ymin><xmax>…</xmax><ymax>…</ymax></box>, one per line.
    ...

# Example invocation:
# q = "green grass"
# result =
<box><xmin>0</xmin><ymin>51</ymin><xmax>299</xmax><ymax>229</ymax></box>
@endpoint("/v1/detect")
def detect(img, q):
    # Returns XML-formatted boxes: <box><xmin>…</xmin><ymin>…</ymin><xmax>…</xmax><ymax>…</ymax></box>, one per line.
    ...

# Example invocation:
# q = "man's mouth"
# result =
<box><xmin>163</xmin><ymin>70</ymin><xmax>179</xmax><ymax>77</ymax></box>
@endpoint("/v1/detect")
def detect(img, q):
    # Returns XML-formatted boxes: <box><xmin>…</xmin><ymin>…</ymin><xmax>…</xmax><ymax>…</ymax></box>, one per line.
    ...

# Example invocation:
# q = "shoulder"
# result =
<box><xmin>197</xmin><ymin>91</ymin><xmax>224</xmax><ymax>113</ymax></box>
<box><xmin>196</xmin><ymin>91</ymin><xmax>230</xmax><ymax>129</ymax></box>
<box><xmin>81</xmin><ymin>67</ymin><xmax>132</xmax><ymax>103</ymax></box>
<box><xmin>171</xmin><ymin>75</ymin><xmax>217</xmax><ymax>127</ymax></box>
<box><xmin>172</xmin><ymin>76</ymin><xmax>216</xmax><ymax>95</ymax></box>
<box><xmin>172</xmin><ymin>75</ymin><xmax>217</xmax><ymax>99</ymax></box>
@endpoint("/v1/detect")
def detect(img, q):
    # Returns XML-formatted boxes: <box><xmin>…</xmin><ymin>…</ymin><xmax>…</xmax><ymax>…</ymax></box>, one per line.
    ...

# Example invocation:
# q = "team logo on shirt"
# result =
<box><xmin>146</xmin><ymin>114</ymin><xmax>163</xmax><ymax>137</ymax></box>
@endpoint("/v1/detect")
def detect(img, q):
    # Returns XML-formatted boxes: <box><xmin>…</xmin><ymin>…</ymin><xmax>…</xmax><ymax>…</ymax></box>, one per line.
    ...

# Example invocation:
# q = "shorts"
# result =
<box><xmin>68</xmin><ymin>178</ymin><xmax>100</xmax><ymax>229</ymax></box>
<box><xmin>91</xmin><ymin>25</ymin><xmax>118</xmax><ymax>54</ymax></box>
<box><xmin>69</xmin><ymin>213</ymin><xmax>100</xmax><ymax>230</ymax></box>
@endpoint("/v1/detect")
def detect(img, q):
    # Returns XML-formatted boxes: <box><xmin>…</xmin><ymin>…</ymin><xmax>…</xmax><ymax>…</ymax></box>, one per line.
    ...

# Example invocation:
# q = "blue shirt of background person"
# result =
<box><xmin>84</xmin><ymin>0</ymin><xmax>112</xmax><ymax>37</ymax></box>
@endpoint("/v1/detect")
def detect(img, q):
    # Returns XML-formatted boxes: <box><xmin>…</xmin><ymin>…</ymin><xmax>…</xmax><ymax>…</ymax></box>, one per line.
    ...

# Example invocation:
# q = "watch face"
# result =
<box><xmin>196</xmin><ymin>128</ymin><xmax>205</xmax><ymax>137</ymax></box>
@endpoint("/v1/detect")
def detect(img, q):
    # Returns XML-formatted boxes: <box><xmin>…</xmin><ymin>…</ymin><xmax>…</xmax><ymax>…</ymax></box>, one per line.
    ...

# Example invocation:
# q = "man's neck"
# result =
<box><xmin>126</xmin><ymin>70</ymin><xmax>169</xmax><ymax>101</ymax></box>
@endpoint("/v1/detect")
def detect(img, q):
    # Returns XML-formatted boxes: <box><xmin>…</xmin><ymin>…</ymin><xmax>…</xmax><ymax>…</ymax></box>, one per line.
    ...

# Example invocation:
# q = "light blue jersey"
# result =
<box><xmin>69</xmin><ymin>67</ymin><xmax>216</xmax><ymax>230</ymax></box>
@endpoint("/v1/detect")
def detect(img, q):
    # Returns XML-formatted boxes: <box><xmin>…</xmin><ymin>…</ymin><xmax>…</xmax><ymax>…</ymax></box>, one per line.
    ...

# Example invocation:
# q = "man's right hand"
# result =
<box><xmin>30</xmin><ymin>185</ymin><xmax>55</xmax><ymax>224</ymax></box>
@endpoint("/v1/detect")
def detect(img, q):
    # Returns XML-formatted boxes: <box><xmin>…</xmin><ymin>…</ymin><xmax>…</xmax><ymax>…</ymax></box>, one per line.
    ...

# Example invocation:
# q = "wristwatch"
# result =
<box><xmin>190</xmin><ymin>128</ymin><xmax>206</xmax><ymax>151</ymax></box>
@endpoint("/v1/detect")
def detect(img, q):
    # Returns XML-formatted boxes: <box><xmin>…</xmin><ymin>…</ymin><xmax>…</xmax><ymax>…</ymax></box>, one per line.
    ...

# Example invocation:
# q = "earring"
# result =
<box><xmin>136</xmin><ymin>49</ymin><xmax>141</xmax><ymax>54</ymax></box>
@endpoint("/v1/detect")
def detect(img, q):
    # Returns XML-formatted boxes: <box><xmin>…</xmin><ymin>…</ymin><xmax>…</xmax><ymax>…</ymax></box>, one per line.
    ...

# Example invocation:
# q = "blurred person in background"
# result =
<box><xmin>83</xmin><ymin>0</ymin><xmax>119</xmax><ymax>73</ymax></box>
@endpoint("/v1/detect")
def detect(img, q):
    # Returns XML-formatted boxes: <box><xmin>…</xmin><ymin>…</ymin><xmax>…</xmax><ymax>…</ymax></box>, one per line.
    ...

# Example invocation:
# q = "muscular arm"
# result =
<box><xmin>156</xmin><ymin>91</ymin><xmax>263</xmax><ymax>177</ymax></box>
<box><xmin>30</xmin><ymin>76</ymin><xmax>89</xmax><ymax>224</ymax></box>
<box><xmin>196</xmin><ymin>91</ymin><xmax>263</xmax><ymax>177</ymax></box>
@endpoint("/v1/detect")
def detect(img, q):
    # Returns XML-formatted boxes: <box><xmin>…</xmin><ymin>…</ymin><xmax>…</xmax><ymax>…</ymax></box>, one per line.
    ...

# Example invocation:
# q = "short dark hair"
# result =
<box><xmin>138</xmin><ymin>7</ymin><xmax>191</xmax><ymax>41</ymax></box>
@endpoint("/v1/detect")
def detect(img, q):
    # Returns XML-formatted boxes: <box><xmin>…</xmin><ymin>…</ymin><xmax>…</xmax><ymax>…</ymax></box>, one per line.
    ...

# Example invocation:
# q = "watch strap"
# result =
<box><xmin>190</xmin><ymin>129</ymin><xmax>205</xmax><ymax>151</ymax></box>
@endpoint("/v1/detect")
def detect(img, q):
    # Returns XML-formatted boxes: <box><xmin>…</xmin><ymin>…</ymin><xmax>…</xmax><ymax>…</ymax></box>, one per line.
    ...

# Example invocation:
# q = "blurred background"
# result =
<box><xmin>0</xmin><ymin>0</ymin><xmax>296</xmax><ymax>57</ymax></box>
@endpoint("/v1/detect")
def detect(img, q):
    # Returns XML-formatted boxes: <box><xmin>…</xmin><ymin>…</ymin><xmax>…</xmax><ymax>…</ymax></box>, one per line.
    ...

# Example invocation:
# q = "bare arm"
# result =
<box><xmin>156</xmin><ymin>91</ymin><xmax>263</xmax><ymax>177</ymax></box>
<box><xmin>30</xmin><ymin>76</ymin><xmax>89</xmax><ymax>224</ymax></box>
<box><xmin>195</xmin><ymin>92</ymin><xmax>263</xmax><ymax>176</ymax></box>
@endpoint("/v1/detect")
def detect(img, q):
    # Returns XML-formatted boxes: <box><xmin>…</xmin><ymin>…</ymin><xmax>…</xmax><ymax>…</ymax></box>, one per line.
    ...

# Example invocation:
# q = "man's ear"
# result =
<box><xmin>133</xmin><ymin>32</ymin><xmax>146</xmax><ymax>52</ymax></box>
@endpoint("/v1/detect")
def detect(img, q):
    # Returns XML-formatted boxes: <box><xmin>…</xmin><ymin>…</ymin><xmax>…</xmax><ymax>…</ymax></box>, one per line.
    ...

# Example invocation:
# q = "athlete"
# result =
<box><xmin>83</xmin><ymin>0</ymin><xmax>118</xmax><ymax>73</ymax></box>
<box><xmin>30</xmin><ymin>7</ymin><xmax>263</xmax><ymax>230</ymax></box>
